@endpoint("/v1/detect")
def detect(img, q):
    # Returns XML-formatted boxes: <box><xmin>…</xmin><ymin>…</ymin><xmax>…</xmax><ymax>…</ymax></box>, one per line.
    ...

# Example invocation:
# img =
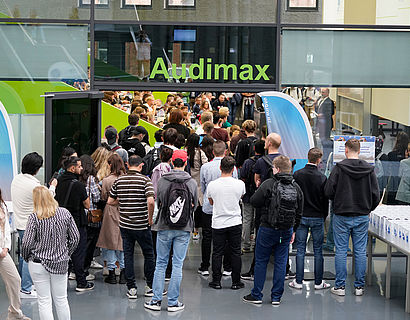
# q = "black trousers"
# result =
<box><xmin>212</xmin><ymin>225</ymin><xmax>242</xmax><ymax>284</ymax></box>
<box><xmin>84</xmin><ymin>226</ymin><xmax>101</xmax><ymax>272</ymax></box>
<box><xmin>151</xmin><ymin>230</ymin><xmax>172</xmax><ymax>277</ymax></box>
<box><xmin>200</xmin><ymin>211</ymin><xmax>231</xmax><ymax>271</ymax></box>
<box><xmin>71</xmin><ymin>226</ymin><xmax>87</xmax><ymax>287</ymax></box>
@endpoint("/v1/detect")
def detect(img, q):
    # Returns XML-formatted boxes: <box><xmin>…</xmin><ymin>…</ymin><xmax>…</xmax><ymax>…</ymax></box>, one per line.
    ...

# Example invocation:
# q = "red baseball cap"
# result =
<box><xmin>172</xmin><ymin>149</ymin><xmax>188</xmax><ymax>163</ymax></box>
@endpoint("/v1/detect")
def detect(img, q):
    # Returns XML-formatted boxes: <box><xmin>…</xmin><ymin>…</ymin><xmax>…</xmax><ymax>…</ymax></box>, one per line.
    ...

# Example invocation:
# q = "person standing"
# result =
<box><xmin>0</xmin><ymin>188</ymin><xmax>31</xmax><ymax>320</ymax></box>
<box><xmin>145</xmin><ymin>150</ymin><xmax>198</xmax><ymax>312</ymax></box>
<box><xmin>96</xmin><ymin>154</ymin><xmax>127</xmax><ymax>285</ymax></box>
<box><xmin>55</xmin><ymin>157</ymin><xmax>93</xmax><ymax>292</ymax></box>
<box><xmin>22</xmin><ymin>186</ymin><xmax>79</xmax><ymax>320</ymax></box>
<box><xmin>234</xmin><ymin>120</ymin><xmax>258</xmax><ymax>169</ymax></box>
<box><xmin>107</xmin><ymin>155</ymin><xmax>156</xmax><ymax>299</ymax></box>
<box><xmin>289</xmin><ymin>148</ymin><xmax>330</xmax><ymax>290</ymax></box>
<box><xmin>325</xmin><ymin>139</ymin><xmax>380</xmax><ymax>296</ymax></box>
<box><xmin>207</xmin><ymin>156</ymin><xmax>245</xmax><ymax>290</ymax></box>
<box><xmin>11</xmin><ymin>152</ymin><xmax>57</xmax><ymax>299</ymax></box>
<box><xmin>243</xmin><ymin>156</ymin><xmax>303</xmax><ymax>305</ymax></box>
<box><xmin>198</xmin><ymin>141</ymin><xmax>238</xmax><ymax>276</ymax></box>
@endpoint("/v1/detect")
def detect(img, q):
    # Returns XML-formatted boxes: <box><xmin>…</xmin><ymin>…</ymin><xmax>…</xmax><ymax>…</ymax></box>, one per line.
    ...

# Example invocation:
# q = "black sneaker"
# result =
<box><xmin>197</xmin><ymin>267</ymin><xmax>210</xmax><ymax>276</ymax></box>
<box><xmin>241</xmin><ymin>272</ymin><xmax>254</xmax><ymax>281</ymax></box>
<box><xmin>144</xmin><ymin>300</ymin><xmax>161</xmax><ymax>311</ymax></box>
<box><xmin>242</xmin><ymin>294</ymin><xmax>262</xmax><ymax>304</ymax></box>
<box><xmin>231</xmin><ymin>282</ymin><xmax>245</xmax><ymax>290</ymax></box>
<box><xmin>285</xmin><ymin>271</ymin><xmax>296</xmax><ymax>280</ymax></box>
<box><xmin>75</xmin><ymin>282</ymin><xmax>95</xmax><ymax>292</ymax></box>
<box><xmin>209</xmin><ymin>281</ymin><xmax>222</xmax><ymax>289</ymax></box>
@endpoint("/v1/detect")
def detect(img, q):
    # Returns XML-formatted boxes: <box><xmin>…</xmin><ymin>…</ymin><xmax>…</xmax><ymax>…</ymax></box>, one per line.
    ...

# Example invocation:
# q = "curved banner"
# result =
<box><xmin>259</xmin><ymin>91</ymin><xmax>314</xmax><ymax>171</ymax></box>
<box><xmin>0</xmin><ymin>101</ymin><xmax>18</xmax><ymax>201</ymax></box>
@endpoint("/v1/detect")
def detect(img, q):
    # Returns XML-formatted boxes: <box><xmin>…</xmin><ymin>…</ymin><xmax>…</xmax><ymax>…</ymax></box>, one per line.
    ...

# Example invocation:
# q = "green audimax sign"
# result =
<box><xmin>149</xmin><ymin>58</ymin><xmax>270</xmax><ymax>81</ymax></box>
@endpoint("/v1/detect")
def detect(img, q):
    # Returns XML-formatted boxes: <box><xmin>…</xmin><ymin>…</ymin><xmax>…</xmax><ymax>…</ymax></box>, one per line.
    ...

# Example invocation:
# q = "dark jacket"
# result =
<box><xmin>122</xmin><ymin>138</ymin><xmax>146</xmax><ymax>158</ymax></box>
<box><xmin>55</xmin><ymin>171</ymin><xmax>88</xmax><ymax>227</ymax></box>
<box><xmin>235</xmin><ymin>136</ymin><xmax>258</xmax><ymax>168</ymax></box>
<box><xmin>324</xmin><ymin>159</ymin><xmax>380</xmax><ymax>216</ymax></box>
<box><xmin>118</xmin><ymin>125</ymin><xmax>137</xmax><ymax>146</ymax></box>
<box><xmin>250</xmin><ymin>173</ymin><xmax>303</xmax><ymax>231</ymax></box>
<box><xmin>294</xmin><ymin>164</ymin><xmax>328</xmax><ymax>219</ymax></box>
<box><xmin>230</xmin><ymin>129</ymin><xmax>247</xmax><ymax>154</ymax></box>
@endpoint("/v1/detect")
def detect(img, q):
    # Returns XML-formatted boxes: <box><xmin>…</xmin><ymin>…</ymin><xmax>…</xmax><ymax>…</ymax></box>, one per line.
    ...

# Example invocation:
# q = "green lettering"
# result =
<box><xmin>255</xmin><ymin>65</ymin><xmax>270</xmax><ymax>81</ymax></box>
<box><xmin>206</xmin><ymin>58</ymin><xmax>212</xmax><ymax>80</ymax></box>
<box><xmin>214</xmin><ymin>64</ymin><xmax>237</xmax><ymax>80</ymax></box>
<box><xmin>149</xmin><ymin>58</ymin><xmax>169</xmax><ymax>79</ymax></box>
<box><xmin>171</xmin><ymin>63</ymin><xmax>187</xmax><ymax>80</ymax></box>
<box><xmin>239</xmin><ymin>64</ymin><xmax>253</xmax><ymax>80</ymax></box>
<box><xmin>189</xmin><ymin>58</ymin><xmax>204</xmax><ymax>80</ymax></box>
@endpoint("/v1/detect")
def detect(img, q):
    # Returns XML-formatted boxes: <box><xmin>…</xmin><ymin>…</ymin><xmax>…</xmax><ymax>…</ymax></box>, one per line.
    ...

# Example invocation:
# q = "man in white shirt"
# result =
<box><xmin>11</xmin><ymin>152</ymin><xmax>57</xmax><ymax>299</ymax></box>
<box><xmin>206</xmin><ymin>156</ymin><xmax>245</xmax><ymax>290</ymax></box>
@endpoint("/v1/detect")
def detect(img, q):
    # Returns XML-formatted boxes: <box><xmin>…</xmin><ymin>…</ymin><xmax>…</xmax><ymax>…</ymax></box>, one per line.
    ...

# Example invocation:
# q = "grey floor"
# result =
<box><xmin>1</xmin><ymin>239</ymin><xmax>410</xmax><ymax>320</ymax></box>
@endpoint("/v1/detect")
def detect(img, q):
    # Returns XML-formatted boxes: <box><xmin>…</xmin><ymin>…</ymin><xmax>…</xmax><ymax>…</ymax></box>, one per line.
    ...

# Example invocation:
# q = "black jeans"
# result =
<box><xmin>151</xmin><ymin>230</ymin><xmax>172</xmax><ymax>278</ymax></box>
<box><xmin>200</xmin><ymin>211</ymin><xmax>231</xmax><ymax>271</ymax></box>
<box><xmin>84</xmin><ymin>226</ymin><xmax>101</xmax><ymax>272</ymax></box>
<box><xmin>71</xmin><ymin>226</ymin><xmax>87</xmax><ymax>287</ymax></box>
<box><xmin>120</xmin><ymin>227</ymin><xmax>155</xmax><ymax>290</ymax></box>
<box><xmin>212</xmin><ymin>225</ymin><xmax>242</xmax><ymax>284</ymax></box>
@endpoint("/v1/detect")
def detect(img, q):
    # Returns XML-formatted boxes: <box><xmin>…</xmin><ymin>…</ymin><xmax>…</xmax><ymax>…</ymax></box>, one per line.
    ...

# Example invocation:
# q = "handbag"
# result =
<box><xmin>87</xmin><ymin>177</ymin><xmax>103</xmax><ymax>224</ymax></box>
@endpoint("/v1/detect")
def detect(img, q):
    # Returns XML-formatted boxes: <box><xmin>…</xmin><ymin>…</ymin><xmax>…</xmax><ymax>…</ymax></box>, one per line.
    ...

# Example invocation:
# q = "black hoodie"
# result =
<box><xmin>324</xmin><ymin>159</ymin><xmax>380</xmax><ymax>216</ymax></box>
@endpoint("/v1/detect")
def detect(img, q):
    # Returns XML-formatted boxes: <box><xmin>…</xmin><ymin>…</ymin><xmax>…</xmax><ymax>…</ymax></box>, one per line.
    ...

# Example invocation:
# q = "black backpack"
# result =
<box><xmin>162</xmin><ymin>180</ymin><xmax>192</xmax><ymax>228</ymax></box>
<box><xmin>141</xmin><ymin>147</ymin><xmax>162</xmax><ymax>177</ymax></box>
<box><xmin>268</xmin><ymin>179</ymin><xmax>299</xmax><ymax>229</ymax></box>
<box><xmin>118</xmin><ymin>126</ymin><xmax>135</xmax><ymax>146</ymax></box>
<box><xmin>244</xmin><ymin>156</ymin><xmax>257</xmax><ymax>194</ymax></box>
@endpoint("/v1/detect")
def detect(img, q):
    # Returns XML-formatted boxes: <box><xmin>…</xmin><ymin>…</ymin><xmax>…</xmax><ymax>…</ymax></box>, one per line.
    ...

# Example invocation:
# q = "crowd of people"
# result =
<box><xmin>0</xmin><ymin>89</ymin><xmax>393</xmax><ymax>320</ymax></box>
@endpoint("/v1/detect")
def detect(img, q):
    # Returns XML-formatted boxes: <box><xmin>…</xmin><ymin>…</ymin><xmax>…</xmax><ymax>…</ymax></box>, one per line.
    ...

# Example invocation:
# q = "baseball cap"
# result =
<box><xmin>172</xmin><ymin>149</ymin><xmax>187</xmax><ymax>163</ymax></box>
<box><xmin>105</xmin><ymin>127</ymin><xmax>117</xmax><ymax>144</ymax></box>
<box><xmin>132</xmin><ymin>126</ymin><xmax>148</xmax><ymax>136</ymax></box>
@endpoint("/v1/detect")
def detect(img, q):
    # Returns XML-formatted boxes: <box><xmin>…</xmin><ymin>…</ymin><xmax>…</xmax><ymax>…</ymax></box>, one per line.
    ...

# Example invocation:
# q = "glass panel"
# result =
<box><xmin>94</xmin><ymin>24</ymin><xmax>276</xmax><ymax>85</ymax></box>
<box><xmin>94</xmin><ymin>0</ymin><xmax>276</xmax><ymax>23</ymax></box>
<box><xmin>0</xmin><ymin>24</ymin><xmax>88</xmax><ymax>82</ymax></box>
<box><xmin>0</xmin><ymin>0</ymin><xmax>89</xmax><ymax>19</ymax></box>
<box><xmin>282</xmin><ymin>30</ymin><xmax>410</xmax><ymax>87</ymax></box>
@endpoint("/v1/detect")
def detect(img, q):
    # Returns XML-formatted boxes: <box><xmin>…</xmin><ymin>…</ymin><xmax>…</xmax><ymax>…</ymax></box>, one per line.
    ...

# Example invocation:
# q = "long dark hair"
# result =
<box><xmin>393</xmin><ymin>132</ymin><xmax>409</xmax><ymax>154</ymax></box>
<box><xmin>107</xmin><ymin>153</ymin><xmax>126</xmax><ymax>176</ymax></box>
<box><xmin>79</xmin><ymin>155</ymin><xmax>97</xmax><ymax>184</ymax></box>
<box><xmin>57</xmin><ymin>147</ymin><xmax>77</xmax><ymax>170</ymax></box>
<box><xmin>186</xmin><ymin>134</ymin><xmax>200</xmax><ymax>167</ymax></box>
<box><xmin>201</xmin><ymin>135</ymin><xmax>215</xmax><ymax>161</ymax></box>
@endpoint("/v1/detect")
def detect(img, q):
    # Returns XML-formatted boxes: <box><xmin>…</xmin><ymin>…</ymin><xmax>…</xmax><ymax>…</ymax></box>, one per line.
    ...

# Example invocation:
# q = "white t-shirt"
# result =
<box><xmin>206</xmin><ymin>177</ymin><xmax>245</xmax><ymax>229</ymax></box>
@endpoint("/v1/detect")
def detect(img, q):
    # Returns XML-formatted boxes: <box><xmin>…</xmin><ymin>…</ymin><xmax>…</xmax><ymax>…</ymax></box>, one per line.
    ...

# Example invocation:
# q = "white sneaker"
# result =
<box><xmin>222</xmin><ymin>270</ymin><xmax>232</xmax><ymax>276</ymax></box>
<box><xmin>355</xmin><ymin>287</ymin><xmax>364</xmax><ymax>296</ymax></box>
<box><xmin>168</xmin><ymin>301</ymin><xmax>185</xmax><ymax>312</ymax></box>
<box><xmin>197</xmin><ymin>268</ymin><xmax>209</xmax><ymax>276</ymax></box>
<box><xmin>20</xmin><ymin>290</ymin><xmax>37</xmax><ymax>299</ymax></box>
<box><xmin>315</xmin><ymin>281</ymin><xmax>331</xmax><ymax>290</ymax></box>
<box><xmin>90</xmin><ymin>260</ymin><xmax>103</xmax><ymax>269</ymax></box>
<box><xmin>331</xmin><ymin>286</ymin><xmax>346</xmax><ymax>296</ymax></box>
<box><xmin>288</xmin><ymin>279</ymin><xmax>303</xmax><ymax>289</ymax></box>
<box><xmin>86</xmin><ymin>274</ymin><xmax>95</xmax><ymax>281</ymax></box>
<box><xmin>68</xmin><ymin>272</ymin><xmax>76</xmax><ymax>280</ymax></box>
<box><xmin>127</xmin><ymin>288</ymin><xmax>138</xmax><ymax>299</ymax></box>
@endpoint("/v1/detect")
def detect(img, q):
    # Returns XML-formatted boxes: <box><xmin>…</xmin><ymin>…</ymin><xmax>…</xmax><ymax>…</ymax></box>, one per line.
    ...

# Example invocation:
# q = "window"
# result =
<box><xmin>121</xmin><ymin>0</ymin><xmax>152</xmax><ymax>8</ymax></box>
<box><xmin>79</xmin><ymin>0</ymin><xmax>109</xmax><ymax>7</ymax></box>
<box><xmin>165</xmin><ymin>0</ymin><xmax>196</xmax><ymax>9</ymax></box>
<box><xmin>287</xmin><ymin>0</ymin><xmax>318</xmax><ymax>11</ymax></box>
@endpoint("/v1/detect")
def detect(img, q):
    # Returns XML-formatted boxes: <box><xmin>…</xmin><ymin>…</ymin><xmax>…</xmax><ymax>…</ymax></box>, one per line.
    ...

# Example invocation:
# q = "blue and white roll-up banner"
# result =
<box><xmin>0</xmin><ymin>101</ymin><xmax>18</xmax><ymax>201</ymax></box>
<box><xmin>259</xmin><ymin>91</ymin><xmax>314</xmax><ymax>171</ymax></box>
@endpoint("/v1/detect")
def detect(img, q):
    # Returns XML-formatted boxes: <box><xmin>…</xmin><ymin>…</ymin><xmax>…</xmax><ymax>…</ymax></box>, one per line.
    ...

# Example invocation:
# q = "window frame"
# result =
<box><xmin>286</xmin><ymin>0</ymin><xmax>318</xmax><ymax>11</ymax></box>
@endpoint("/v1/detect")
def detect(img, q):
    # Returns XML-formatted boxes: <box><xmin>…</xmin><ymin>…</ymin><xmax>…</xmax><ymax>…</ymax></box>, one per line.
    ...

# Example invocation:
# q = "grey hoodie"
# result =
<box><xmin>154</xmin><ymin>169</ymin><xmax>198</xmax><ymax>232</ymax></box>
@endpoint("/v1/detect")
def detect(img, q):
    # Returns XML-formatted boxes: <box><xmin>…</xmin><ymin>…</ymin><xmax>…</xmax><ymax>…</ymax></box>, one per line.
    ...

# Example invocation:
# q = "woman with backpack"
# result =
<box><xmin>186</xmin><ymin>134</ymin><xmax>209</xmax><ymax>240</ymax></box>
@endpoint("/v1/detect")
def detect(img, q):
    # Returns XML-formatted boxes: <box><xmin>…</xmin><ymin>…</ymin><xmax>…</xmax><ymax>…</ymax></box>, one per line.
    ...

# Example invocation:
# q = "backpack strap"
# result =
<box><xmin>111</xmin><ymin>145</ymin><xmax>121</xmax><ymax>152</ymax></box>
<box><xmin>262</xmin><ymin>155</ymin><xmax>273</xmax><ymax>168</ymax></box>
<box><xmin>63</xmin><ymin>179</ymin><xmax>76</xmax><ymax>208</ymax></box>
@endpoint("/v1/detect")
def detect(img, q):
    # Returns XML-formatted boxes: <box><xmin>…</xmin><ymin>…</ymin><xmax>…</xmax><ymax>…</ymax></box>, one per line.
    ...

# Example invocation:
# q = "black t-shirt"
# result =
<box><xmin>55</xmin><ymin>172</ymin><xmax>88</xmax><ymax>227</ymax></box>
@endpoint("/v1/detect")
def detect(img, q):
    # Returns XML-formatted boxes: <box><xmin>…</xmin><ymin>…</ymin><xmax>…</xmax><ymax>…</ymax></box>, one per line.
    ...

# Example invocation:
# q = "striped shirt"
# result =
<box><xmin>21</xmin><ymin>207</ymin><xmax>80</xmax><ymax>274</ymax></box>
<box><xmin>109</xmin><ymin>170</ymin><xmax>154</xmax><ymax>230</ymax></box>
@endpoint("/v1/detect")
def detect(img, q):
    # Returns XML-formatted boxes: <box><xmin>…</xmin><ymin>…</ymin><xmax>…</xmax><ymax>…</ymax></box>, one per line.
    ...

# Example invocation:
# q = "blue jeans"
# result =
<box><xmin>120</xmin><ymin>227</ymin><xmax>155</xmax><ymax>290</ymax></box>
<box><xmin>18</xmin><ymin>230</ymin><xmax>33</xmax><ymax>292</ymax></box>
<box><xmin>152</xmin><ymin>230</ymin><xmax>190</xmax><ymax>306</ymax></box>
<box><xmin>251</xmin><ymin>226</ymin><xmax>293</xmax><ymax>302</ymax></box>
<box><xmin>102</xmin><ymin>249</ymin><xmax>124</xmax><ymax>270</ymax></box>
<box><xmin>295</xmin><ymin>217</ymin><xmax>324</xmax><ymax>285</ymax></box>
<box><xmin>333</xmin><ymin>215</ymin><xmax>369</xmax><ymax>288</ymax></box>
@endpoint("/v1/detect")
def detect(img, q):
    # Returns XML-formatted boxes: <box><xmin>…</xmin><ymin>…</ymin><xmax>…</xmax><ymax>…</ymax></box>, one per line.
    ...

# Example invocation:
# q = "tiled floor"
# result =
<box><xmin>1</xmin><ymin>239</ymin><xmax>410</xmax><ymax>320</ymax></box>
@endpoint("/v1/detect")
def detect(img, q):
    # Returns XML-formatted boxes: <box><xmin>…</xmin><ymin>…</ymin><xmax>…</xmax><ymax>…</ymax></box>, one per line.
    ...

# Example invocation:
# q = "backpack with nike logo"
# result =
<box><xmin>163</xmin><ymin>180</ymin><xmax>192</xmax><ymax>228</ymax></box>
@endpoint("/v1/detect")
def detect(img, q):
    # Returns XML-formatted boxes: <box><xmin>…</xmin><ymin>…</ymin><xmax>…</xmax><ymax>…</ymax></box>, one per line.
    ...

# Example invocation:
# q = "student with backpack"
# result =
<box><xmin>240</xmin><ymin>140</ymin><xmax>265</xmax><ymax>254</ymax></box>
<box><xmin>144</xmin><ymin>150</ymin><xmax>198</xmax><ymax>312</ymax></box>
<box><xmin>206</xmin><ymin>156</ymin><xmax>246</xmax><ymax>290</ymax></box>
<box><xmin>243</xmin><ymin>155</ymin><xmax>303</xmax><ymax>305</ymax></box>
<box><xmin>234</xmin><ymin>120</ymin><xmax>258</xmax><ymax>168</ymax></box>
